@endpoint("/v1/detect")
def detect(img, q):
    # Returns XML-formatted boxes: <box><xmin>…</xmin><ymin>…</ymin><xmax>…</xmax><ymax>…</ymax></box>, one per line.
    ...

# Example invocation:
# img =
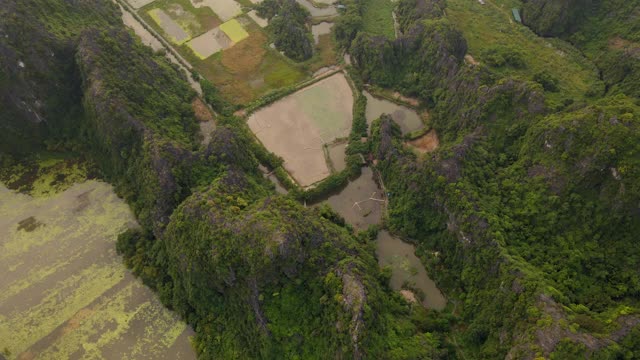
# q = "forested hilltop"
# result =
<box><xmin>1</xmin><ymin>0</ymin><xmax>450</xmax><ymax>358</ymax></box>
<box><xmin>335</xmin><ymin>0</ymin><xmax>640</xmax><ymax>357</ymax></box>
<box><xmin>1</xmin><ymin>0</ymin><xmax>639</xmax><ymax>359</ymax></box>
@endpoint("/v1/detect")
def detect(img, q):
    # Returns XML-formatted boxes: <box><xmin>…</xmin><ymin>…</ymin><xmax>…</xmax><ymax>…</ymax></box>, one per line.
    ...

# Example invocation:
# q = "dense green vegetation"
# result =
<box><xmin>361</xmin><ymin>0</ymin><xmax>396</xmax><ymax>38</ymax></box>
<box><xmin>118</xmin><ymin>169</ymin><xmax>454</xmax><ymax>358</ymax></box>
<box><xmin>258</xmin><ymin>0</ymin><xmax>314</xmax><ymax>61</ymax></box>
<box><xmin>2</xmin><ymin>0</ymin><xmax>639</xmax><ymax>358</ymax></box>
<box><xmin>340</xmin><ymin>0</ymin><xmax>640</xmax><ymax>357</ymax></box>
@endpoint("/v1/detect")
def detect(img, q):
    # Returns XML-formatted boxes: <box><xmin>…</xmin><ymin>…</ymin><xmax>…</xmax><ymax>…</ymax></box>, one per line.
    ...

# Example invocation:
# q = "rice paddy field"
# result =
<box><xmin>0</xmin><ymin>165</ymin><xmax>195</xmax><ymax>359</ymax></box>
<box><xmin>445</xmin><ymin>0</ymin><xmax>602</xmax><ymax>106</ymax></box>
<box><xmin>141</xmin><ymin>0</ymin><xmax>221</xmax><ymax>42</ymax></box>
<box><xmin>128</xmin><ymin>0</ymin><xmax>339</xmax><ymax>104</ymax></box>
<box><xmin>247</xmin><ymin>73</ymin><xmax>353</xmax><ymax>186</ymax></box>
<box><xmin>364</xmin><ymin>91</ymin><xmax>424</xmax><ymax>135</ymax></box>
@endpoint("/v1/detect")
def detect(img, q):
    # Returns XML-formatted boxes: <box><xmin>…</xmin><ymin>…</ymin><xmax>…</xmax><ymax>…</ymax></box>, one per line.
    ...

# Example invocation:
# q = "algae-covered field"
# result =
<box><xmin>0</xmin><ymin>159</ymin><xmax>195</xmax><ymax>359</ymax></box>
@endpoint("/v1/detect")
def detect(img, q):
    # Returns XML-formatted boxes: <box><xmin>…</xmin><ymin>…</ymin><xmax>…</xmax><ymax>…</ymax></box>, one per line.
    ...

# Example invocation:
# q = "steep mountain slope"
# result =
<box><xmin>340</xmin><ymin>0</ymin><xmax>640</xmax><ymax>357</ymax></box>
<box><xmin>0</xmin><ymin>1</ymin><xmax>450</xmax><ymax>359</ymax></box>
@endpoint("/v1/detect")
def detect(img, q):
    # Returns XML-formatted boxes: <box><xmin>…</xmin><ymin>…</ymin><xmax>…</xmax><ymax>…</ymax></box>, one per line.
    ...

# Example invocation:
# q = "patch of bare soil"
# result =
<box><xmin>465</xmin><ymin>54</ymin><xmax>479</xmax><ymax>66</ymax></box>
<box><xmin>608</xmin><ymin>37</ymin><xmax>640</xmax><ymax>59</ymax></box>
<box><xmin>191</xmin><ymin>98</ymin><xmax>214</xmax><ymax>123</ymax></box>
<box><xmin>400</xmin><ymin>290</ymin><xmax>418</xmax><ymax>304</ymax></box>
<box><xmin>391</xmin><ymin>91</ymin><xmax>420</xmax><ymax>107</ymax></box>
<box><xmin>407</xmin><ymin>130</ymin><xmax>439</xmax><ymax>153</ymax></box>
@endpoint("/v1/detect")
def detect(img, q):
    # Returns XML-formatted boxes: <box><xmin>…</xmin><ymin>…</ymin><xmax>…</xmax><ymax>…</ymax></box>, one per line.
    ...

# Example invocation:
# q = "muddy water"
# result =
<box><xmin>376</xmin><ymin>231</ymin><xmax>446</xmax><ymax>309</ymax></box>
<box><xmin>327</xmin><ymin>142</ymin><xmax>347</xmax><ymax>172</ymax></box>
<box><xmin>323</xmin><ymin>167</ymin><xmax>383</xmax><ymax>230</ymax></box>
<box><xmin>0</xmin><ymin>181</ymin><xmax>196</xmax><ymax>359</ymax></box>
<box><xmin>296</xmin><ymin>0</ymin><xmax>338</xmax><ymax>17</ymax></box>
<box><xmin>364</xmin><ymin>91</ymin><xmax>423</xmax><ymax>135</ymax></box>
<box><xmin>312</xmin><ymin>22</ymin><xmax>334</xmax><ymax>44</ymax></box>
<box><xmin>321</xmin><ymin>168</ymin><xmax>446</xmax><ymax>309</ymax></box>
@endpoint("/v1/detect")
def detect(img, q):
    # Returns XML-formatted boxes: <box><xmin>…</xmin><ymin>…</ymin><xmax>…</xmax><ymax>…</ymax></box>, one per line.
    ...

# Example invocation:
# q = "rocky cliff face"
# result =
<box><xmin>161</xmin><ymin>169</ymin><xmax>377</xmax><ymax>358</ymax></box>
<box><xmin>521</xmin><ymin>0</ymin><xmax>595</xmax><ymax>37</ymax></box>
<box><xmin>0</xmin><ymin>0</ymin><xmax>118</xmax><ymax>153</ymax></box>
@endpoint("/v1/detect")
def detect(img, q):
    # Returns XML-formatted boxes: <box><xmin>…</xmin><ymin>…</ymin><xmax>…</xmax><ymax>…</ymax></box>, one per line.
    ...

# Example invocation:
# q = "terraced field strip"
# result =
<box><xmin>148</xmin><ymin>8</ymin><xmax>191</xmax><ymax>44</ymax></box>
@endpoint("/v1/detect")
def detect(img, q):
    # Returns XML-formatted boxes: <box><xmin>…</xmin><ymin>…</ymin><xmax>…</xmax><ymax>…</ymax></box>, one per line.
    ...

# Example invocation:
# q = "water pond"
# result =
<box><xmin>364</xmin><ymin>91</ymin><xmax>423</xmax><ymax>135</ymax></box>
<box><xmin>376</xmin><ymin>231</ymin><xmax>447</xmax><ymax>310</ymax></box>
<box><xmin>320</xmin><ymin>168</ymin><xmax>446</xmax><ymax>309</ymax></box>
<box><xmin>296</xmin><ymin>0</ymin><xmax>338</xmax><ymax>17</ymax></box>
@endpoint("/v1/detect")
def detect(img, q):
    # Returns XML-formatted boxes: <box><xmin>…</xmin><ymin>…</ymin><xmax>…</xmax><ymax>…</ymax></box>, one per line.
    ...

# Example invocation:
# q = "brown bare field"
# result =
<box><xmin>221</xmin><ymin>31</ymin><xmax>267</xmax><ymax>73</ymax></box>
<box><xmin>247</xmin><ymin>73</ymin><xmax>353</xmax><ymax>186</ymax></box>
<box><xmin>407</xmin><ymin>129</ymin><xmax>439</xmax><ymax>153</ymax></box>
<box><xmin>192</xmin><ymin>97</ymin><xmax>214</xmax><ymax>123</ymax></box>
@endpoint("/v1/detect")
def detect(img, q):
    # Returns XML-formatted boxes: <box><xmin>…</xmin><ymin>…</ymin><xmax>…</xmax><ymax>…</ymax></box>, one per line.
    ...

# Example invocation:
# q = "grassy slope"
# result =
<box><xmin>362</xmin><ymin>0</ymin><xmax>397</xmax><ymax>38</ymax></box>
<box><xmin>445</xmin><ymin>0</ymin><xmax>602</xmax><ymax>107</ymax></box>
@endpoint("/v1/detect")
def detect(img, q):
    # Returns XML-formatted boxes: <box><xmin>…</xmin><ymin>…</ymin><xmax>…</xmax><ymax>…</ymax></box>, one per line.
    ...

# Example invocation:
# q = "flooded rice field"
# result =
<box><xmin>187</xmin><ymin>27</ymin><xmax>232</xmax><ymax>59</ymax></box>
<box><xmin>0</xmin><ymin>181</ymin><xmax>195</xmax><ymax>359</ymax></box>
<box><xmin>327</xmin><ymin>141</ymin><xmax>347</xmax><ymax>173</ymax></box>
<box><xmin>148</xmin><ymin>8</ymin><xmax>190</xmax><ymax>44</ymax></box>
<box><xmin>312</xmin><ymin>22</ymin><xmax>334</xmax><ymax>44</ymax></box>
<box><xmin>322</xmin><ymin>167</ymin><xmax>383</xmax><ymax>230</ymax></box>
<box><xmin>248</xmin><ymin>73</ymin><xmax>353</xmax><ymax>187</ymax></box>
<box><xmin>376</xmin><ymin>231</ymin><xmax>447</xmax><ymax>310</ymax></box>
<box><xmin>295</xmin><ymin>0</ymin><xmax>338</xmax><ymax>17</ymax></box>
<box><xmin>190</xmin><ymin>0</ymin><xmax>242</xmax><ymax>22</ymax></box>
<box><xmin>364</xmin><ymin>91</ymin><xmax>424</xmax><ymax>135</ymax></box>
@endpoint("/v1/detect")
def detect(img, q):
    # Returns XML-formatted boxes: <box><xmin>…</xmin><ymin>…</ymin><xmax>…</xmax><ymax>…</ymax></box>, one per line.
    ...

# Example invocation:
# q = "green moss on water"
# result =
<box><xmin>0</xmin><ymin>179</ymin><xmax>193</xmax><ymax>358</ymax></box>
<box><xmin>0</xmin><ymin>153</ymin><xmax>93</xmax><ymax>197</ymax></box>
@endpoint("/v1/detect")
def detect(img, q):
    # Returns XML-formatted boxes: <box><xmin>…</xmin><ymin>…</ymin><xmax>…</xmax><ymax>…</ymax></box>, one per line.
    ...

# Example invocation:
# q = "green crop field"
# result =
<box><xmin>362</xmin><ymin>0</ymin><xmax>396</xmax><ymax>39</ymax></box>
<box><xmin>182</xmin><ymin>22</ymin><xmax>306</xmax><ymax>104</ymax></box>
<box><xmin>445</xmin><ymin>0</ymin><xmax>603</xmax><ymax>107</ymax></box>
<box><xmin>220</xmin><ymin>19</ymin><xmax>250</xmax><ymax>43</ymax></box>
